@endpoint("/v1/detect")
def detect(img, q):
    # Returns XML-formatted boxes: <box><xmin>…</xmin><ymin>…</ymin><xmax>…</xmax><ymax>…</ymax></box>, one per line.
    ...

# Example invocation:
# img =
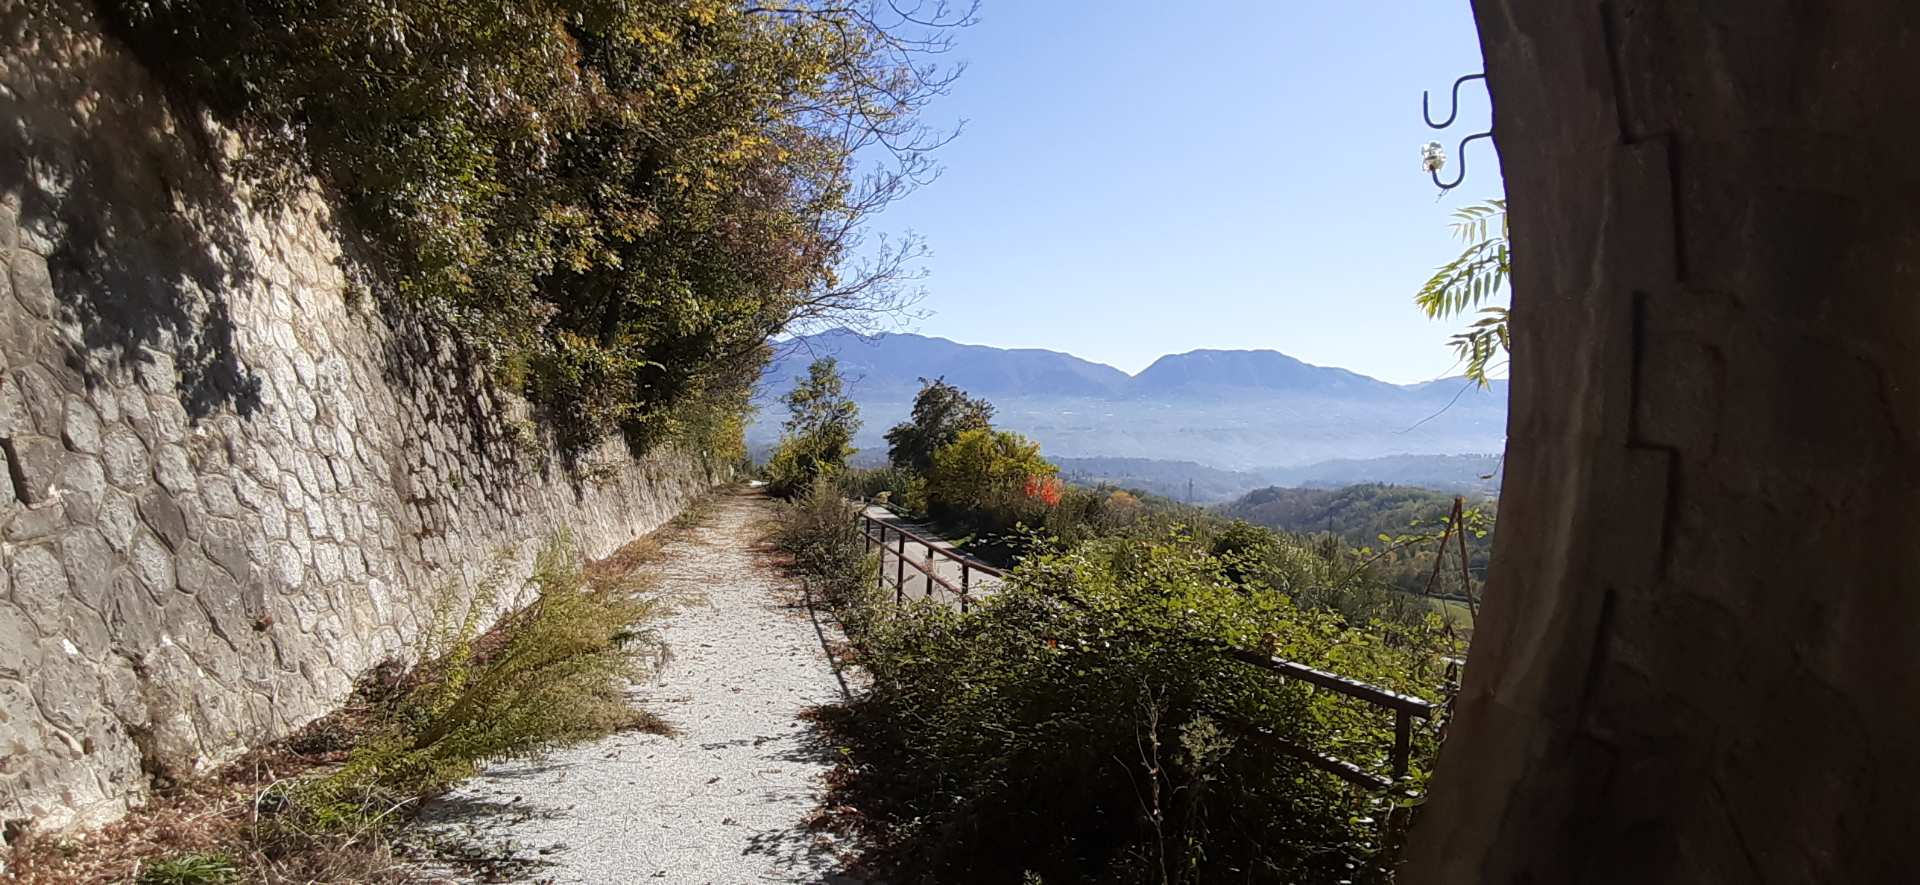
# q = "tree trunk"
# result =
<box><xmin>1404</xmin><ymin>4</ymin><xmax>1920</xmax><ymax>882</ymax></box>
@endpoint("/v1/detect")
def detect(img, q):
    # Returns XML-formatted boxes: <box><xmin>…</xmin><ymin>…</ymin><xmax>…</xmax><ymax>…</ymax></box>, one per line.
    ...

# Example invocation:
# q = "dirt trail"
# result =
<box><xmin>419</xmin><ymin>490</ymin><xmax>863</xmax><ymax>883</ymax></box>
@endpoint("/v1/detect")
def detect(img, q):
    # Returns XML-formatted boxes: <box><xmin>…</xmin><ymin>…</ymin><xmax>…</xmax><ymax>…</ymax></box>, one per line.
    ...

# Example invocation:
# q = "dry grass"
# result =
<box><xmin>668</xmin><ymin>492</ymin><xmax>719</xmax><ymax>531</ymax></box>
<box><xmin>579</xmin><ymin>487</ymin><xmax>727</xmax><ymax>586</ymax></box>
<box><xmin>584</xmin><ymin>533</ymin><xmax>667</xmax><ymax>585</ymax></box>
<box><xmin>2</xmin><ymin>673</ymin><xmax>414</xmax><ymax>885</ymax></box>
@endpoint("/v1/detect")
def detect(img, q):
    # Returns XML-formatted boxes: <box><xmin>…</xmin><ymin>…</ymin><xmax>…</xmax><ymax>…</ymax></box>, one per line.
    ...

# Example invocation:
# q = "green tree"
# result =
<box><xmin>767</xmin><ymin>357</ymin><xmax>860</xmax><ymax>496</ymax></box>
<box><xmin>784</xmin><ymin>358</ymin><xmax>860</xmax><ymax>445</ymax></box>
<box><xmin>1417</xmin><ymin>199</ymin><xmax>1510</xmax><ymax>386</ymax></box>
<box><xmin>884</xmin><ymin>377</ymin><xmax>997</xmax><ymax>472</ymax></box>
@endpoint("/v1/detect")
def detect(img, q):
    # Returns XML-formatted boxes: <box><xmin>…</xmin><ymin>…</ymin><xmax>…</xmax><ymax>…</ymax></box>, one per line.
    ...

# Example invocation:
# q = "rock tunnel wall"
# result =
<box><xmin>0</xmin><ymin>0</ymin><xmax>719</xmax><ymax>833</ymax></box>
<box><xmin>1404</xmin><ymin>2</ymin><xmax>1920</xmax><ymax>881</ymax></box>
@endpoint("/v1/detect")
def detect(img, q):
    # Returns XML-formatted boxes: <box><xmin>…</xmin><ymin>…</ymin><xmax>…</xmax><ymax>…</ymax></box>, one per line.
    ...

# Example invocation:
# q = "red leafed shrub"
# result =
<box><xmin>1023</xmin><ymin>474</ymin><xmax>1064</xmax><ymax>507</ymax></box>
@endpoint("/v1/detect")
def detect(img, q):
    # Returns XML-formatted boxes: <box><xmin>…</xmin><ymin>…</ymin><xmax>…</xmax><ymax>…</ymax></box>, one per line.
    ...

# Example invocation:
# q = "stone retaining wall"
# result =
<box><xmin>0</xmin><ymin>0</ymin><xmax>717</xmax><ymax>834</ymax></box>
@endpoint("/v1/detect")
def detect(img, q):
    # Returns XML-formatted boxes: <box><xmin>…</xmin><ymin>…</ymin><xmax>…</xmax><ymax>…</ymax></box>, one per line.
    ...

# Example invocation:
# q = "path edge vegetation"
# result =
<box><xmin>772</xmin><ymin>476</ymin><xmax>1456</xmax><ymax>884</ymax></box>
<box><xmin>763</xmin><ymin>366</ymin><xmax>1464</xmax><ymax>884</ymax></box>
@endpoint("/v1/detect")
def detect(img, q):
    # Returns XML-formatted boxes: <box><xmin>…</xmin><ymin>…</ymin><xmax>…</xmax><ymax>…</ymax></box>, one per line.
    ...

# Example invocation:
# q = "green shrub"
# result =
<box><xmin>837</xmin><ymin>466</ymin><xmax>923</xmax><ymax>510</ymax></box>
<box><xmin>766</xmin><ymin>358</ymin><xmax>862</xmax><ymax>498</ymax></box>
<box><xmin>1027</xmin><ymin>484</ymin><xmax>1151</xmax><ymax>551</ymax></box>
<box><xmin>825</xmin><ymin>529</ymin><xmax>1452</xmax><ymax>884</ymax></box>
<box><xmin>916</xmin><ymin>427</ymin><xmax>1062</xmax><ymax>556</ymax></box>
<box><xmin>765</xmin><ymin>434</ymin><xmax>847</xmax><ymax>500</ymax></box>
<box><xmin>927</xmin><ymin>428</ymin><xmax>1055</xmax><ymax>518</ymax></box>
<box><xmin>773</xmin><ymin>478</ymin><xmax>881</xmax><ymax>622</ymax></box>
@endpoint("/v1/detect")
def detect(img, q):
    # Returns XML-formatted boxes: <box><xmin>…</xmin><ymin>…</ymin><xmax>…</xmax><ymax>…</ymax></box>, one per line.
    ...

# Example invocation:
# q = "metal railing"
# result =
<box><xmin>858</xmin><ymin>509</ymin><xmax>1004</xmax><ymax>612</ymax></box>
<box><xmin>849</xmin><ymin>505</ymin><xmax>1440</xmax><ymax>792</ymax></box>
<box><xmin>1220</xmin><ymin>648</ymin><xmax>1438</xmax><ymax>790</ymax></box>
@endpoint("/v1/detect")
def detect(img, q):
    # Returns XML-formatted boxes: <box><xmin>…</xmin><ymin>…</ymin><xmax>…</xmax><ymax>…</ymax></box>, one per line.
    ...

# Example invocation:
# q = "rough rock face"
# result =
<box><xmin>0</xmin><ymin>1</ymin><xmax>716</xmax><ymax>833</ymax></box>
<box><xmin>1405</xmin><ymin>3</ymin><xmax>1920</xmax><ymax>881</ymax></box>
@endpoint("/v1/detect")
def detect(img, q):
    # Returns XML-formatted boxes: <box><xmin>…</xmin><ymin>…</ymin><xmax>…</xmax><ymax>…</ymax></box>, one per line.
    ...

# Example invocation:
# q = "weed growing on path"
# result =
<box><xmin>670</xmin><ymin>493</ymin><xmax>719</xmax><ymax>531</ymax></box>
<box><xmin>278</xmin><ymin>535</ymin><xmax>669</xmax><ymax>838</ymax></box>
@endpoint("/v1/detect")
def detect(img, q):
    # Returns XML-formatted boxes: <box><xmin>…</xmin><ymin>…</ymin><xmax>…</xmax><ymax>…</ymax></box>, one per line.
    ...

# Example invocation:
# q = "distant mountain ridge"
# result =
<box><xmin>755</xmin><ymin>330</ymin><xmax>1508</xmax><ymax>473</ymax></box>
<box><xmin>764</xmin><ymin>328</ymin><xmax>1130</xmax><ymax>399</ymax></box>
<box><xmin>764</xmin><ymin>330</ymin><xmax>1496</xmax><ymax>399</ymax></box>
<box><xmin>1131</xmin><ymin>349</ymin><xmax>1397</xmax><ymax>397</ymax></box>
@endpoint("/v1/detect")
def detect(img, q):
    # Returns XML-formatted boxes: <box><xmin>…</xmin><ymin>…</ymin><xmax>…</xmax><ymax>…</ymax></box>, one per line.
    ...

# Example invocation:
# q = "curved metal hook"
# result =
<box><xmin>1423</xmin><ymin>73</ymin><xmax>1487</xmax><ymax>129</ymax></box>
<box><xmin>1431</xmin><ymin>131</ymin><xmax>1492</xmax><ymax>191</ymax></box>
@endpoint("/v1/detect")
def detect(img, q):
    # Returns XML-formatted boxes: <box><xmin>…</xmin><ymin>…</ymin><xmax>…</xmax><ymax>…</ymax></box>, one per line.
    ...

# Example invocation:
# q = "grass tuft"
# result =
<box><xmin>670</xmin><ymin>494</ymin><xmax>717</xmax><ymax>531</ymax></box>
<box><xmin>136</xmin><ymin>853</ymin><xmax>240</xmax><ymax>885</ymax></box>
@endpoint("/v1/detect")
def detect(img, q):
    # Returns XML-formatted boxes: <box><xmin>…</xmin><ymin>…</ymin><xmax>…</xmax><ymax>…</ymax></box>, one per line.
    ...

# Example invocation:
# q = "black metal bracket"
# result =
<box><xmin>1423</xmin><ymin>73</ymin><xmax>1491</xmax><ymax>191</ymax></box>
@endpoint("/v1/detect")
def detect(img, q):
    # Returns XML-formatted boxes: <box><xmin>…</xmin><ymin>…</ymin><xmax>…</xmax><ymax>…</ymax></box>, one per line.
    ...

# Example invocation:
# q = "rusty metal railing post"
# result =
<box><xmin>1391</xmin><ymin>709</ymin><xmax>1413</xmax><ymax>783</ymax></box>
<box><xmin>851</xmin><ymin>508</ymin><xmax>1009</xmax><ymax>613</ymax></box>
<box><xmin>895</xmin><ymin>531</ymin><xmax>907</xmax><ymax>605</ymax></box>
<box><xmin>924</xmin><ymin>542</ymin><xmax>937</xmax><ymax>599</ymax></box>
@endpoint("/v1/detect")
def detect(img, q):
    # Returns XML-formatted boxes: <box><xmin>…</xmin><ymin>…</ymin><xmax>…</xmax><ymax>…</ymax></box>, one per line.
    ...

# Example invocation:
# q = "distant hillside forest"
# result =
<box><xmin>1055</xmin><ymin>457</ymin><xmax>1270</xmax><ymax>503</ymax></box>
<box><xmin>1221</xmin><ymin>483</ymin><xmax>1495</xmax><ymax>600</ymax></box>
<box><xmin>1055</xmin><ymin>453</ymin><xmax>1503</xmax><ymax>503</ymax></box>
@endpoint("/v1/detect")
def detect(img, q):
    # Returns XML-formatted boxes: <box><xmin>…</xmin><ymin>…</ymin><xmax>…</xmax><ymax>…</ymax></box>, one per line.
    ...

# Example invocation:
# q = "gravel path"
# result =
<box><xmin>418</xmin><ymin>490</ymin><xmax>863</xmax><ymax>884</ymax></box>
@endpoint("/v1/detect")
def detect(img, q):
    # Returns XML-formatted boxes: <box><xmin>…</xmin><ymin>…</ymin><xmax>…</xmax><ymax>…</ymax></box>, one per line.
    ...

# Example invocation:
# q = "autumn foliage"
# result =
<box><xmin>1023</xmin><ymin>474</ymin><xmax>1065</xmax><ymax>507</ymax></box>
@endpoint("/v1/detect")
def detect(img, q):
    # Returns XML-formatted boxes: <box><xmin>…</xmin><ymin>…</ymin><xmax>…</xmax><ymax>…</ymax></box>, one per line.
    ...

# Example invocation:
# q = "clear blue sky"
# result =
<box><xmin>866</xmin><ymin>1</ymin><xmax>1502</xmax><ymax>384</ymax></box>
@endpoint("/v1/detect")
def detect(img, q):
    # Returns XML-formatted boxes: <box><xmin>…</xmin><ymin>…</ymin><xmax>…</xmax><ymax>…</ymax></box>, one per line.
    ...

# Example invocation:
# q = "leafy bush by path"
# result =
<box><xmin>837</xmin><ymin>464</ymin><xmax>922</xmax><ymax>510</ymax></box>
<box><xmin>775</xmin><ymin>497</ymin><xmax>1454</xmax><ymax>884</ymax></box>
<box><xmin>926</xmin><ymin>427</ymin><xmax>1056</xmax><ymax>525</ymax></box>
<box><xmin>765</xmin><ymin>434</ymin><xmax>848</xmax><ymax>500</ymax></box>
<box><xmin>772</xmin><ymin>478</ymin><xmax>881</xmax><ymax>621</ymax></box>
<box><xmin>765</xmin><ymin>357</ymin><xmax>863</xmax><ymax>498</ymax></box>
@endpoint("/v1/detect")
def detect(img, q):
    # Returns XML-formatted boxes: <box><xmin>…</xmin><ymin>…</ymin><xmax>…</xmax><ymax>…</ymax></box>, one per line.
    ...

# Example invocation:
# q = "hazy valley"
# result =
<box><xmin>754</xmin><ymin>329</ymin><xmax>1508</xmax><ymax>499</ymax></box>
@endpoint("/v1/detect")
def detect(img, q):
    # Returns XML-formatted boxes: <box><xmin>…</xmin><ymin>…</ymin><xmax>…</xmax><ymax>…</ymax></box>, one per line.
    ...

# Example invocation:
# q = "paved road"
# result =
<box><xmin>858</xmin><ymin>505</ymin><xmax>1006</xmax><ymax>609</ymax></box>
<box><xmin>418</xmin><ymin>491</ymin><xmax>864</xmax><ymax>883</ymax></box>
